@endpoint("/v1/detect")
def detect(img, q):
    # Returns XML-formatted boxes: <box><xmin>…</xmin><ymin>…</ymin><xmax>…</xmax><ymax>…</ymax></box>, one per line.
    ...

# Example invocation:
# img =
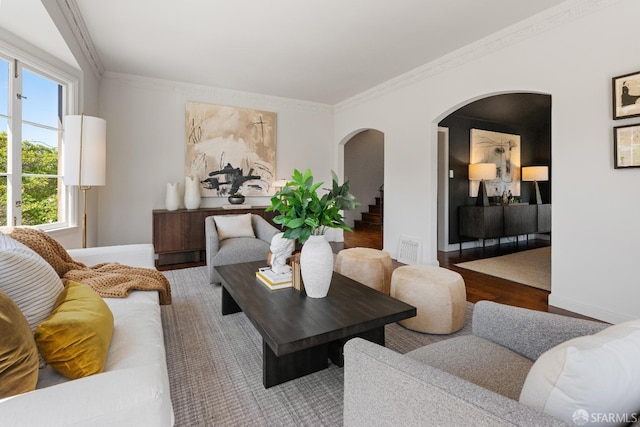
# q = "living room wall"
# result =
<box><xmin>334</xmin><ymin>0</ymin><xmax>640</xmax><ymax>323</ymax></box>
<box><xmin>97</xmin><ymin>73</ymin><xmax>334</xmax><ymax>248</ymax></box>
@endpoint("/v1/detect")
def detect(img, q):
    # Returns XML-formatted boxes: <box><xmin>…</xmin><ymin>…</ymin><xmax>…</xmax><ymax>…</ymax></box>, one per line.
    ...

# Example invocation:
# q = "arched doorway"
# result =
<box><xmin>435</xmin><ymin>92</ymin><xmax>553</xmax><ymax>303</ymax></box>
<box><xmin>437</xmin><ymin>92</ymin><xmax>551</xmax><ymax>252</ymax></box>
<box><xmin>342</xmin><ymin>129</ymin><xmax>384</xmax><ymax>249</ymax></box>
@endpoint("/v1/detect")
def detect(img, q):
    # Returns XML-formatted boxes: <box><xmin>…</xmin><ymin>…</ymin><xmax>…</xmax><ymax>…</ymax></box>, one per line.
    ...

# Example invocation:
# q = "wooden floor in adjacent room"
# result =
<box><xmin>343</xmin><ymin>228</ymin><xmax>587</xmax><ymax>318</ymax></box>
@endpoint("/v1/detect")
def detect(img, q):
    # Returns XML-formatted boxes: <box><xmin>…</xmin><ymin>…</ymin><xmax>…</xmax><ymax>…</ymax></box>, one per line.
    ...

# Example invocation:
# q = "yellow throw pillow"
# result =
<box><xmin>35</xmin><ymin>281</ymin><xmax>114</xmax><ymax>380</ymax></box>
<box><xmin>0</xmin><ymin>290</ymin><xmax>39</xmax><ymax>398</ymax></box>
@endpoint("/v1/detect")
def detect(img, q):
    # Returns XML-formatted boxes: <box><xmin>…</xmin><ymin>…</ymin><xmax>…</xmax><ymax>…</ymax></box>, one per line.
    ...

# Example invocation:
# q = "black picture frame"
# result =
<box><xmin>612</xmin><ymin>71</ymin><xmax>640</xmax><ymax>120</ymax></box>
<box><xmin>614</xmin><ymin>123</ymin><xmax>640</xmax><ymax>169</ymax></box>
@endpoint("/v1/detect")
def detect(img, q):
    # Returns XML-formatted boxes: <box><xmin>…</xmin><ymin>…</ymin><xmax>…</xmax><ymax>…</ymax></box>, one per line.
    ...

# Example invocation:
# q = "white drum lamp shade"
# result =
<box><xmin>522</xmin><ymin>166</ymin><xmax>549</xmax><ymax>182</ymax></box>
<box><xmin>63</xmin><ymin>115</ymin><xmax>106</xmax><ymax>187</ymax></box>
<box><xmin>468</xmin><ymin>163</ymin><xmax>497</xmax><ymax>181</ymax></box>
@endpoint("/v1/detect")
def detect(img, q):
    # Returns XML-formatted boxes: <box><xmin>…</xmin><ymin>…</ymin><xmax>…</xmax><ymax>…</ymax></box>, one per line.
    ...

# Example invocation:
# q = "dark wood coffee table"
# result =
<box><xmin>216</xmin><ymin>260</ymin><xmax>416</xmax><ymax>388</ymax></box>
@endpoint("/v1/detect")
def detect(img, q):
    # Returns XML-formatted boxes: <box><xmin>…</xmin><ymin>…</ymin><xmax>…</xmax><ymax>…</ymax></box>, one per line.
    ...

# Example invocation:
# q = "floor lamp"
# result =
<box><xmin>63</xmin><ymin>114</ymin><xmax>107</xmax><ymax>248</ymax></box>
<box><xmin>522</xmin><ymin>166</ymin><xmax>548</xmax><ymax>205</ymax></box>
<box><xmin>468</xmin><ymin>163</ymin><xmax>497</xmax><ymax>207</ymax></box>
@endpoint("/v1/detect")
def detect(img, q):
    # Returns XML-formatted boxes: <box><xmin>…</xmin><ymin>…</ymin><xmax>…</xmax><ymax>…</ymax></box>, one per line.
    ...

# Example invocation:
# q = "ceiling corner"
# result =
<box><xmin>54</xmin><ymin>0</ymin><xmax>104</xmax><ymax>79</ymax></box>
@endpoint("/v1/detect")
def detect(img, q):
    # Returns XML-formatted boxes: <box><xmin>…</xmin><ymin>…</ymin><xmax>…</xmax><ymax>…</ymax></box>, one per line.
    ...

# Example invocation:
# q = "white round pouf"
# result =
<box><xmin>334</xmin><ymin>248</ymin><xmax>393</xmax><ymax>294</ymax></box>
<box><xmin>300</xmin><ymin>235</ymin><xmax>334</xmax><ymax>298</ymax></box>
<box><xmin>391</xmin><ymin>265</ymin><xmax>466</xmax><ymax>334</ymax></box>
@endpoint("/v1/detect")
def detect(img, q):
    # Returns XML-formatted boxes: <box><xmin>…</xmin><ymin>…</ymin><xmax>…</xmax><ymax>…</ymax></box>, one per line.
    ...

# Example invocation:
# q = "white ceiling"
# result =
<box><xmin>1</xmin><ymin>0</ymin><xmax>568</xmax><ymax>105</ymax></box>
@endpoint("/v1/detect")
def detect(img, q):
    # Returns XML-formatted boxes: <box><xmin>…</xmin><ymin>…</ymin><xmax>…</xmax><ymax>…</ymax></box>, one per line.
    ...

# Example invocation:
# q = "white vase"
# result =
<box><xmin>165</xmin><ymin>182</ymin><xmax>180</xmax><ymax>211</ymax></box>
<box><xmin>300</xmin><ymin>234</ymin><xmax>334</xmax><ymax>298</ymax></box>
<box><xmin>184</xmin><ymin>176</ymin><xmax>201</xmax><ymax>210</ymax></box>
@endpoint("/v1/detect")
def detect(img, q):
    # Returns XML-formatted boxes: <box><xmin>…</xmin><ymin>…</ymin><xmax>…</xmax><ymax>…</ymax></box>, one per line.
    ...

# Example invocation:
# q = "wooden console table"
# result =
<box><xmin>152</xmin><ymin>206</ymin><xmax>276</xmax><ymax>268</ymax></box>
<box><xmin>459</xmin><ymin>204</ymin><xmax>551</xmax><ymax>247</ymax></box>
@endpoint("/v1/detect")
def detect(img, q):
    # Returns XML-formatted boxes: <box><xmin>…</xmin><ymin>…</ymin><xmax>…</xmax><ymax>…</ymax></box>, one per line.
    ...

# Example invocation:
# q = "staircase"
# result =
<box><xmin>354</xmin><ymin>196</ymin><xmax>383</xmax><ymax>231</ymax></box>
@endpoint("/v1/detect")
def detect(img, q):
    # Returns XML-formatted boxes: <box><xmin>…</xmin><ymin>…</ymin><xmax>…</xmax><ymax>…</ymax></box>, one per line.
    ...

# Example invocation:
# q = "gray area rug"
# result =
<box><xmin>162</xmin><ymin>266</ymin><xmax>473</xmax><ymax>426</ymax></box>
<box><xmin>455</xmin><ymin>247</ymin><xmax>551</xmax><ymax>291</ymax></box>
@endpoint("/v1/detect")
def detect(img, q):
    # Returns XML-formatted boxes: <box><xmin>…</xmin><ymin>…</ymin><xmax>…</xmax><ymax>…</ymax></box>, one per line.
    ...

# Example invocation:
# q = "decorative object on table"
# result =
<box><xmin>62</xmin><ymin>114</ymin><xmax>107</xmax><ymax>248</ymax></box>
<box><xmin>290</xmin><ymin>253</ymin><xmax>303</xmax><ymax>292</ymax></box>
<box><xmin>184</xmin><ymin>101</ymin><xmax>277</xmax><ymax>197</ymax></box>
<box><xmin>614</xmin><ymin>123</ymin><xmax>640</xmax><ymax>168</ymax></box>
<box><xmin>184</xmin><ymin>176</ymin><xmax>201</xmax><ymax>209</ymax></box>
<box><xmin>267</xmin><ymin>169</ymin><xmax>359</xmax><ymax>298</ymax></box>
<box><xmin>612</xmin><ymin>70</ymin><xmax>640</xmax><ymax>120</ymax></box>
<box><xmin>469</xmin><ymin>129</ymin><xmax>521</xmax><ymax>199</ymax></box>
<box><xmin>255</xmin><ymin>267</ymin><xmax>292</xmax><ymax>290</ymax></box>
<box><xmin>269</xmin><ymin>233</ymin><xmax>294</xmax><ymax>275</ymax></box>
<box><xmin>522</xmin><ymin>166</ymin><xmax>549</xmax><ymax>204</ymax></box>
<box><xmin>165</xmin><ymin>182</ymin><xmax>180</xmax><ymax>211</ymax></box>
<box><xmin>298</xmin><ymin>235</ymin><xmax>334</xmax><ymax>298</ymax></box>
<box><xmin>227</xmin><ymin>193</ymin><xmax>245</xmax><ymax>205</ymax></box>
<box><xmin>468</xmin><ymin>163</ymin><xmax>496</xmax><ymax>207</ymax></box>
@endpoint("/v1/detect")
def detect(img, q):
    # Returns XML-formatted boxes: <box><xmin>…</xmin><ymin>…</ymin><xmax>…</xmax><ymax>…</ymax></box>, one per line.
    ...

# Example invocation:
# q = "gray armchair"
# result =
<box><xmin>205</xmin><ymin>214</ymin><xmax>279</xmax><ymax>284</ymax></box>
<box><xmin>344</xmin><ymin>301</ymin><xmax>611</xmax><ymax>426</ymax></box>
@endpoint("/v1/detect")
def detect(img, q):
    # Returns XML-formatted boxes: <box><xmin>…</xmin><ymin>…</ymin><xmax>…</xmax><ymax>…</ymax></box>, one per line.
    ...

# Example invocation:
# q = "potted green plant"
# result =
<box><xmin>267</xmin><ymin>169</ymin><xmax>359</xmax><ymax>297</ymax></box>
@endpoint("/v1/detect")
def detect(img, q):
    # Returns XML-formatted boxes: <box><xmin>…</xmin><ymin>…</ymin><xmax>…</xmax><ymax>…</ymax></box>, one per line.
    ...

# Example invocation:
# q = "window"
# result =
<box><xmin>0</xmin><ymin>54</ymin><xmax>75</xmax><ymax>229</ymax></box>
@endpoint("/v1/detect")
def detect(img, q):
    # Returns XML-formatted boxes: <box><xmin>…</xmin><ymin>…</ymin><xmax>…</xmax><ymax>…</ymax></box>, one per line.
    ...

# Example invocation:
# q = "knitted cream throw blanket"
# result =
<box><xmin>3</xmin><ymin>227</ymin><xmax>171</xmax><ymax>305</ymax></box>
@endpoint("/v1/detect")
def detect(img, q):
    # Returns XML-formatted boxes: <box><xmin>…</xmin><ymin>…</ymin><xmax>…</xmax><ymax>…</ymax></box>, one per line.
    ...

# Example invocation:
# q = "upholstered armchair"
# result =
<box><xmin>205</xmin><ymin>213</ymin><xmax>279</xmax><ymax>284</ymax></box>
<box><xmin>342</xmin><ymin>301</ymin><xmax>640</xmax><ymax>426</ymax></box>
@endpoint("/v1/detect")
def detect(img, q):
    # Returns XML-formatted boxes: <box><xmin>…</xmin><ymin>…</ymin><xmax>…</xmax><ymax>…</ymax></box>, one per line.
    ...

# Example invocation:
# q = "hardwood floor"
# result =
<box><xmin>438</xmin><ymin>239</ymin><xmax>551</xmax><ymax>313</ymax></box>
<box><xmin>342</xmin><ymin>228</ymin><xmax>593</xmax><ymax>320</ymax></box>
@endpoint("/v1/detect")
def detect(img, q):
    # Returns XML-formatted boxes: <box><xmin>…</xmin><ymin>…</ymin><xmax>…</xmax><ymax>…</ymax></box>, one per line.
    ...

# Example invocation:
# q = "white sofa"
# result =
<box><xmin>0</xmin><ymin>244</ymin><xmax>174</xmax><ymax>427</ymax></box>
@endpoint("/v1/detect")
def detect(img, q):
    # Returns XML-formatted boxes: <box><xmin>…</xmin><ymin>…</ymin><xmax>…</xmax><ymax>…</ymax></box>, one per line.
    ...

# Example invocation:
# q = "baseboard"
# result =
<box><xmin>549</xmin><ymin>293</ymin><xmax>632</xmax><ymax>324</ymax></box>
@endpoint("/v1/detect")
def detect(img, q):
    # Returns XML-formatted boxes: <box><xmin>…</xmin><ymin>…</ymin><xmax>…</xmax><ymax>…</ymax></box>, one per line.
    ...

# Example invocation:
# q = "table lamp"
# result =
<box><xmin>468</xmin><ymin>163</ymin><xmax>497</xmax><ymax>207</ymax></box>
<box><xmin>522</xmin><ymin>166</ymin><xmax>548</xmax><ymax>205</ymax></box>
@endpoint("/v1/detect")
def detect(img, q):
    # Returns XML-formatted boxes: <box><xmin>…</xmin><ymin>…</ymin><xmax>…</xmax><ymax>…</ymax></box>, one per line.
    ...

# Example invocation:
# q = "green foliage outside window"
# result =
<box><xmin>0</xmin><ymin>131</ymin><xmax>59</xmax><ymax>226</ymax></box>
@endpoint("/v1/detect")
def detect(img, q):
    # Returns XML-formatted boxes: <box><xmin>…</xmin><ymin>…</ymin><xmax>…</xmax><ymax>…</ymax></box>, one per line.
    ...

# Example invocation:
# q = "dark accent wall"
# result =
<box><xmin>439</xmin><ymin>93</ymin><xmax>551</xmax><ymax>244</ymax></box>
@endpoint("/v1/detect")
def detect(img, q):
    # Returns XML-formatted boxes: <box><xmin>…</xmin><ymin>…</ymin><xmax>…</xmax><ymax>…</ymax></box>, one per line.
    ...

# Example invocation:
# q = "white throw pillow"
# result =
<box><xmin>519</xmin><ymin>319</ymin><xmax>640</xmax><ymax>426</ymax></box>
<box><xmin>0</xmin><ymin>233</ymin><xmax>64</xmax><ymax>332</ymax></box>
<box><xmin>214</xmin><ymin>213</ymin><xmax>255</xmax><ymax>241</ymax></box>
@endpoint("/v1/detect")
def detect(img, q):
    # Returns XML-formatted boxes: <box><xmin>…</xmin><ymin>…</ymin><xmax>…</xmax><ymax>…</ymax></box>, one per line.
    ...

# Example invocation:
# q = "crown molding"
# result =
<box><xmin>56</xmin><ymin>0</ymin><xmax>104</xmax><ymax>80</ymax></box>
<box><xmin>102</xmin><ymin>71</ymin><xmax>334</xmax><ymax>114</ymax></box>
<box><xmin>335</xmin><ymin>0</ymin><xmax>622</xmax><ymax>112</ymax></box>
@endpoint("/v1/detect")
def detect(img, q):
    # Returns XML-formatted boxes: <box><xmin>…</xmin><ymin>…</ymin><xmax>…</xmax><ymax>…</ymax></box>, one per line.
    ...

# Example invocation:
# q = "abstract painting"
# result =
<box><xmin>612</xmin><ymin>70</ymin><xmax>640</xmax><ymax>120</ymax></box>
<box><xmin>185</xmin><ymin>101</ymin><xmax>277</xmax><ymax>197</ymax></box>
<box><xmin>469</xmin><ymin>129</ymin><xmax>521</xmax><ymax>197</ymax></box>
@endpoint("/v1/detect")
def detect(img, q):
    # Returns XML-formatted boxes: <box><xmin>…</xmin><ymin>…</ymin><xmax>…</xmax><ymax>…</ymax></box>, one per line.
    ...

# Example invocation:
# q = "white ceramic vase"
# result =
<box><xmin>300</xmin><ymin>234</ymin><xmax>334</xmax><ymax>298</ymax></box>
<box><xmin>165</xmin><ymin>182</ymin><xmax>180</xmax><ymax>211</ymax></box>
<box><xmin>184</xmin><ymin>176</ymin><xmax>201</xmax><ymax>210</ymax></box>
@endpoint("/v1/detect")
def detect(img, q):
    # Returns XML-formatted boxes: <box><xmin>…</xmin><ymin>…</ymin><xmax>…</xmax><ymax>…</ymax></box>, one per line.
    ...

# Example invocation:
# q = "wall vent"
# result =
<box><xmin>397</xmin><ymin>235</ymin><xmax>423</xmax><ymax>265</ymax></box>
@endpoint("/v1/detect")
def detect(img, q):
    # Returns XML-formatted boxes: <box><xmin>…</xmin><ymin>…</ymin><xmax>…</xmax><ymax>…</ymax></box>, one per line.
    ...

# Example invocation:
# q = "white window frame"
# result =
<box><xmin>0</xmin><ymin>42</ymin><xmax>80</xmax><ymax>231</ymax></box>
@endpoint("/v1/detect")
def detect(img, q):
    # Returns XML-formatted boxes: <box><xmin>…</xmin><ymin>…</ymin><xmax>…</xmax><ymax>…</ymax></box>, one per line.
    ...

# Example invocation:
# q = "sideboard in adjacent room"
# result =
<box><xmin>459</xmin><ymin>204</ymin><xmax>551</xmax><ymax>248</ymax></box>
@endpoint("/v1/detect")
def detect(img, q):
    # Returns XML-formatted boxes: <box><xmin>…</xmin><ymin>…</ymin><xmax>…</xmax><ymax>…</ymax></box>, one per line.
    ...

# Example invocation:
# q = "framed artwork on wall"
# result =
<box><xmin>612</xmin><ymin>70</ymin><xmax>640</xmax><ymax>120</ymax></box>
<box><xmin>184</xmin><ymin>102</ymin><xmax>277</xmax><ymax>197</ymax></box>
<box><xmin>469</xmin><ymin>129</ymin><xmax>521</xmax><ymax>197</ymax></box>
<box><xmin>614</xmin><ymin>123</ymin><xmax>640</xmax><ymax>169</ymax></box>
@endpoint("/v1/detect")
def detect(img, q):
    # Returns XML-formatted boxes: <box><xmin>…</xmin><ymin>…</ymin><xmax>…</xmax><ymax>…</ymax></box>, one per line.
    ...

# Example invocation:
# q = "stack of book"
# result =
<box><xmin>256</xmin><ymin>268</ymin><xmax>292</xmax><ymax>290</ymax></box>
